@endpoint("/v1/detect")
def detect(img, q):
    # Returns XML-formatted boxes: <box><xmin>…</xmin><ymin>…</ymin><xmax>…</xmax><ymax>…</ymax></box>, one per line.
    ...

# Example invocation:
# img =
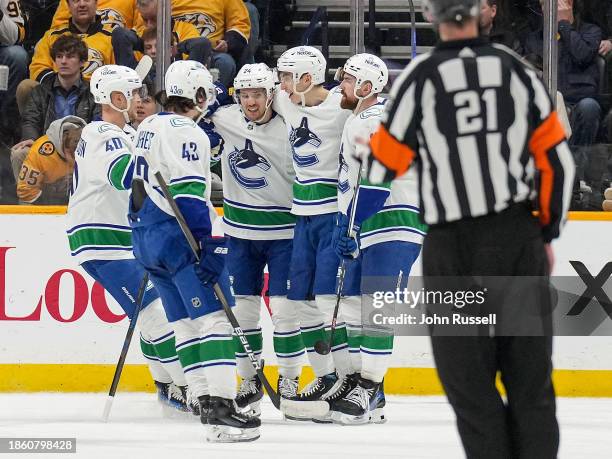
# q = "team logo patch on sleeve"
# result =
<box><xmin>38</xmin><ymin>141</ymin><xmax>55</xmax><ymax>156</ymax></box>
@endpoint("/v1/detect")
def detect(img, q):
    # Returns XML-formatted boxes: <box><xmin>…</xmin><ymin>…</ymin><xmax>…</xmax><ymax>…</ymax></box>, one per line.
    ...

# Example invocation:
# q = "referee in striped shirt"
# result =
<box><xmin>364</xmin><ymin>1</ymin><xmax>574</xmax><ymax>458</ymax></box>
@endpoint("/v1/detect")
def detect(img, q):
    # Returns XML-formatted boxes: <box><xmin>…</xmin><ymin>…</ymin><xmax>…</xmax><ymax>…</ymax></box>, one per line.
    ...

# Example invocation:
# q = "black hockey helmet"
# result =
<box><xmin>423</xmin><ymin>0</ymin><xmax>481</xmax><ymax>25</ymax></box>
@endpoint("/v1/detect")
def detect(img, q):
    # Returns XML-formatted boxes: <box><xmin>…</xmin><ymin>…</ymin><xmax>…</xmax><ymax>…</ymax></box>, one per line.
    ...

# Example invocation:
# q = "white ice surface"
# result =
<box><xmin>1</xmin><ymin>394</ymin><xmax>611</xmax><ymax>459</ymax></box>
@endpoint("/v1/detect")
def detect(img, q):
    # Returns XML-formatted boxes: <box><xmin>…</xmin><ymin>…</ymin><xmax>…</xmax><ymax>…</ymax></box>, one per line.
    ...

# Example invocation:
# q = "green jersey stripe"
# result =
<box><xmin>293</xmin><ymin>181</ymin><xmax>337</xmax><ymax>202</ymax></box>
<box><xmin>68</xmin><ymin>227</ymin><xmax>132</xmax><ymax>251</ymax></box>
<box><xmin>168</xmin><ymin>181</ymin><xmax>206</xmax><ymax>199</ymax></box>
<box><xmin>223</xmin><ymin>202</ymin><xmax>296</xmax><ymax>227</ymax></box>
<box><xmin>361</xmin><ymin>209</ymin><xmax>428</xmax><ymax>235</ymax></box>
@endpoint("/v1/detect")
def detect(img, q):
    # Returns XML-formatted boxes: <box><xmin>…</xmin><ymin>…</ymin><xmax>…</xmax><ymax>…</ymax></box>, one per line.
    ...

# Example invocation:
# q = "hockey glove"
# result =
<box><xmin>195</xmin><ymin>236</ymin><xmax>228</xmax><ymax>285</ymax></box>
<box><xmin>331</xmin><ymin>212</ymin><xmax>360</xmax><ymax>261</ymax></box>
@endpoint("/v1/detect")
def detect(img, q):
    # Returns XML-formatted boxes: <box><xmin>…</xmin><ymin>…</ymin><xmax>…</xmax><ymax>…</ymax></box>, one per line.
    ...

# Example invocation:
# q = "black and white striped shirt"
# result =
<box><xmin>367</xmin><ymin>37</ymin><xmax>575</xmax><ymax>242</ymax></box>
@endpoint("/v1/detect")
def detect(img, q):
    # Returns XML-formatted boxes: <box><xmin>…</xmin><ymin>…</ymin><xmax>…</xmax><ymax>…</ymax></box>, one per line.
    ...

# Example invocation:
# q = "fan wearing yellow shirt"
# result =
<box><xmin>51</xmin><ymin>0</ymin><xmax>140</xmax><ymax>30</ymax></box>
<box><xmin>29</xmin><ymin>0</ymin><xmax>114</xmax><ymax>83</ymax></box>
<box><xmin>16</xmin><ymin>116</ymin><xmax>86</xmax><ymax>205</ymax></box>
<box><xmin>169</xmin><ymin>0</ymin><xmax>251</xmax><ymax>86</ymax></box>
<box><xmin>111</xmin><ymin>0</ymin><xmax>210</xmax><ymax>72</ymax></box>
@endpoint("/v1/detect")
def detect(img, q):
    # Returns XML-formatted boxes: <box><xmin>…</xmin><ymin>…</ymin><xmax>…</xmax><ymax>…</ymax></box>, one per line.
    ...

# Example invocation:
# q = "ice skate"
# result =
<box><xmin>206</xmin><ymin>396</ymin><xmax>261</xmax><ymax>443</ymax></box>
<box><xmin>156</xmin><ymin>382</ymin><xmax>190</xmax><ymax>417</ymax></box>
<box><xmin>313</xmin><ymin>373</ymin><xmax>359</xmax><ymax>423</ymax></box>
<box><xmin>331</xmin><ymin>376</ymin><xmax>385</xmax><ymax>425</ymax></box>
<box><xmin>236</xmin><ymin>375</ymin><xmax>263</xmax><ymax>417</ymax></box>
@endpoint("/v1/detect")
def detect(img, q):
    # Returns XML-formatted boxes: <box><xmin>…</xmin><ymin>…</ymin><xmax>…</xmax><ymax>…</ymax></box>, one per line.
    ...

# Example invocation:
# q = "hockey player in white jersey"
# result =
<box><xmin>330</xmin><ymin>54</ymin><xmax>425</xmax><ymax>424</ymax></box>
<box><xmin>66</xmin><ymin>65</ymin><xmax>195</xmax><ymax>415</ymax></box>
<box><xmin>275</xmin><ymin>46</ymin><xmax>354</xmax><ymax>408</ymax></box>
<box><xmin>129</xmin><ymin>60</ymin><xmax>260</xmax><ymax>442</ymax></box>
<box><xmin>209</xmin><ymin>63</ymin><xmax>306</xmax><ymax>413</ymax></box>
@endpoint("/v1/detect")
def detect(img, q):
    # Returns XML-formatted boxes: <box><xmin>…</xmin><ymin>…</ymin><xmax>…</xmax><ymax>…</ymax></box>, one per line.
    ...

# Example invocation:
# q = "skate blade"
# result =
<box><xmin>330</xmin><ymin>410</ymin><xmax>371</xmax><ymax>426</ymax></box>
<box><xmin>280</xmin><ymin>398</ymin><xmax>329</xmax><ymax>420</ymax></box>
<box><xmin>206</xmin><ymin>425</ymin><xmax>260</xmax><ymax>443</ymax></box>
<box><xmin>370</xmin><ymin>407</ymin><xmax>387</xmax><ymax>424</ymax></box>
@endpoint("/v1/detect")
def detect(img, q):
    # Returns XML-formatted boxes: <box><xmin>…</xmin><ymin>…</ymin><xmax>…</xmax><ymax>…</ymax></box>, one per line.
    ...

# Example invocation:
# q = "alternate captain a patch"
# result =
<box><xmin>38</xmin><ymin>141</ymin><xmax>55</xmax><ymax>156</ymax></box>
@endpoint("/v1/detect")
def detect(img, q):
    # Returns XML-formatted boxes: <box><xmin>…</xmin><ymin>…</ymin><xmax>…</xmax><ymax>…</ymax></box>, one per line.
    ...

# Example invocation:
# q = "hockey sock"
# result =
<box><xmin>233</xmin><ymin>295</ymin><xmax>262</xmax><ymax>380</ymax></box>
<box><xmin>139</xmin><ymin>298</ymin><xmax>186</xmax><ymax>386</ymax></box>
<box><xmin>342</xmin><ymin>295</ymin><xmax>363</xmax><ymax>375</ymax></box>
<box><xmin>198</xmin><ymin>310</ymin><xmax>237</xmax><ymax>400</ymax></box>
<box><xmin>317</xmin><ymin>294</ymin><xmax>352</xmax><ymax>377</ymax></box>
<box><xmin>174</xmin><ymin>317</ymin><xmax>209</xmax><ymax>398</ymax></box>
<box><xmin>360</xmin><ymin>312</ymin><xmax>394</xmax><ymax>383</ymax></box>
<box><xmin>269</xmin><ymin>296</ymin><xmax>304</xmax><ymax>379</ymax></box>
<box><xmin>294</xmin><ymin>299</ymin><xmax>335</xmax><ymax>377</ymax></box>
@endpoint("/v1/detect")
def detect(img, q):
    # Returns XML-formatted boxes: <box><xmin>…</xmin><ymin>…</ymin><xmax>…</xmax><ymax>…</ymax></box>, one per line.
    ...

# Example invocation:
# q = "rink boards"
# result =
<box><xmin>0</xmin><ymin>207</ymin><xmax>611</xmax><ymax>396</ymax></box>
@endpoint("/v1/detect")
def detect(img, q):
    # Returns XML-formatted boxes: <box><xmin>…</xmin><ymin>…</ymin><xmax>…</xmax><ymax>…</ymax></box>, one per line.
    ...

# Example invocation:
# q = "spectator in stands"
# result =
<box><xmin>51</xmin><ymin>0</ymin><xmax>140</xmax><ymax>31</ymax></box>
<box><xmin>525</xmin><ymin>0</ymin><xmax>602</xmax><ymax>149</ymax></box>
<box><xmin>129</xmin><ymin>80</ymin><xmax>156</xmax><ymax>130</ymax></box>
<box><xmin>20</xmin><ymin>35</ymin><xmax>97</xmax><ymax>142</ymax></box>
<box><xmin>16</xmin><ymin>115</ymin><xmax>85</xmax><ymax>205</ymax></box>
<box><xmin>243</xmin><ymin>0</ymin><xmax>260</xmax><ymax>63</ymax></box>
<box><xmin>0</xmin><ymin>0</ymin><xmax>28</xmax><ymax>144</ymax></box>
<box><xmin>170</xmin><ymin>0</ymin><xmax>251</xmax><ymax>87</ymax></box>
<box><xmin>112</xmin><ymin>0</ymin><xmax>210</xmax><ymax>71</ymax></box>
<box><xmin>582</xmin><ymin>0</ymin><xmax>612</xmax><ymax>91</ymax></box>
<box><xmin>29</xmin><ymin>0</ymin><xmax>114</xmax><ymax>83</ymax></box>
<box><xmin>526</xmin><ymin>0</ymin><xmax>603</xmax><ymax>209</ymax></box>
<box><xmin>479</xmin><ymin>0</ymin><xmax>522</xmax><ymax>53</ymax></box>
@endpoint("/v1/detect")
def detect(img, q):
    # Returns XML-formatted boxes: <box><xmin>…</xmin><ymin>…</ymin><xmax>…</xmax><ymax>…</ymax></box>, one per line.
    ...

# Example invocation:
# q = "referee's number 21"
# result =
<box><xmin>454</xmin><ymin>89</ymin><xmax>497</xmax><ymax>135</ymax></box>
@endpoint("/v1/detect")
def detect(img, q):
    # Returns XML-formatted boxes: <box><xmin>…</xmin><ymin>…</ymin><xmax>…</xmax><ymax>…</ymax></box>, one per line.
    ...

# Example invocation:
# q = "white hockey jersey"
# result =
<box><xmin>66</xmin><ymin>121</ymin><xmax>137</xmax><ymax>263</ymax></box>
<box><xmin>211</xmin><ymin>105</ymin><xmax>296</xmax><ymax>240</ymax></box>
<box><xmin>133</xmin><ymin>112</ymin><xmax>217</xmax><ymax>237</ymax></box>
<box><xmin>274</xmin><ymin>86</ymin><xmax>351</xmax><ymax>216</ymax></box>
<box><xmin>338</xmin><ymin>102</ymin><xmax>426</xmax><ymax>249</ymax></box>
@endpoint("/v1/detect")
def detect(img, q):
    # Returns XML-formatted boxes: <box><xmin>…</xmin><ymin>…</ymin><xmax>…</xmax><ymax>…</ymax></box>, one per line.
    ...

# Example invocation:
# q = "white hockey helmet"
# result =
<box><xmin>234</xmin><ymin>63</ymin><xmax>276</xmax><ymax>100</ymax></box>
<box><xmin>164</xmin><ymin>60</ymin><xmax>216</xmax><ymax>111</ymax></box>
<box><xmin>233</xmin><ymin>63</ymin><xmax>276</xmax><ymax>122</ymax></box>
<box><xmin>90</xmin><ymin>65</ymin><xmax>142</xmax><ymax>111</ymax></box>
<box><xmin>277</xmin><ymin>45</ymin><xmax>327</xmax><ymax>86</ymax></box>
<box><xmin>342</xmin><ymin>53</ymin><xmax>389</xmax><ymax>95</ymax></box>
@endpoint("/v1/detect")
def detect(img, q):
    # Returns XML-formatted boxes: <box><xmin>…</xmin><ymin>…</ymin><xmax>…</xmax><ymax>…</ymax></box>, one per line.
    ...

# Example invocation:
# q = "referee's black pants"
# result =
<box><xmin>423</xmin><ymin>203</ymin><xmax>559</xmax><ymax>459</ymax></box>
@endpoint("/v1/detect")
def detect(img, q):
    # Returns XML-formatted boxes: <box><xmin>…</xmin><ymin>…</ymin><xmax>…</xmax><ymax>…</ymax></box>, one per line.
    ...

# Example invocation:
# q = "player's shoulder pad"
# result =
<box><xmin>95</xmin><ymin>121</ymin><xmax>126</xmax><ymax>136</ymax></box>
<box><xmin>359</xmin><ymin>104</ymin><xmax>385</xmax><ymax>120</ymax></box>
<box><xmin>166</xmin><ymin>114</ymin><xmax>196</xmax><ymax>129</ymax></box>
<box><xmin>37</xmin><ymin>140</ymin><xmax>56</xmax><ymax>156</ymax></box>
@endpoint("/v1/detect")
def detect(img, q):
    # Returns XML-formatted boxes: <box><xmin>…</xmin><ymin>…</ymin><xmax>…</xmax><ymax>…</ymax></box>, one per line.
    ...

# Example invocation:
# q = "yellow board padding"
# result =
<box><xmin>0</xmin><ymin>206</ymin><xmax>610</xmax><ymax>221</ymax></box>
<box><xmin>1</xmin><ymin>364</ymin><xmax>612</xmax><ymax>397</ymax></box>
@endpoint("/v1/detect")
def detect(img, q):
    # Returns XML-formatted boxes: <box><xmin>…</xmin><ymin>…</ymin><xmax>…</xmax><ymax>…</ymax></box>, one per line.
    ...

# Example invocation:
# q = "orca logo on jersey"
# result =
<box><xmin>289</xmin><ymin>117</ymin><xmax>321</xmax><ymax>168</ymax></box>
<box><xmin>338</xmin><ymin>145</ymin><xmax>350</xmax><ymax>193</ymax></box>
<box><xmin>228</xmin><ymin>139</ymin><xmax>271</xmax><ymax>189</ymax></box>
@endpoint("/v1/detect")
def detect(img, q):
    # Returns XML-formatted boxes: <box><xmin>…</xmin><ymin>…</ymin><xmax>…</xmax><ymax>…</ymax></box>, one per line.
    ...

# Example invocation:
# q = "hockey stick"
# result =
<box><xmin>154</xmin><ymin>172</ymin><xmax>329</xmax><ymax>419</ymax></box>
<box><xmin>134</xmin><ymin>55</ymin><xmax>153</xmax><ymax>81</ymax></box>
<box><xmin>314</xmin><ymin>163</ymin><xmax>362</xmax><ymax>356</ymax></box>
<box><xmin>102</xmin><ymin>272</ymin><xmax>150</xmax><ymax>422</ymax></box>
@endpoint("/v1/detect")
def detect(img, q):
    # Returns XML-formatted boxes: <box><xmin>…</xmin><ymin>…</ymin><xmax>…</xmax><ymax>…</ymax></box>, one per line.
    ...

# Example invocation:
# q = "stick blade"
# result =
<box><xmin>280</xmin><ymin>399</ymin><xmax>329</xmax><ymax>419</ymax></box>
<box><xmin>134</xmin><ymin>55</ymin><xmax>153</xmax><ymax>81</ymax></box>
<box><xmin>102</xmin><ymin>395</ymin><xmax>114</xmax><ymax>422</ymax></box>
